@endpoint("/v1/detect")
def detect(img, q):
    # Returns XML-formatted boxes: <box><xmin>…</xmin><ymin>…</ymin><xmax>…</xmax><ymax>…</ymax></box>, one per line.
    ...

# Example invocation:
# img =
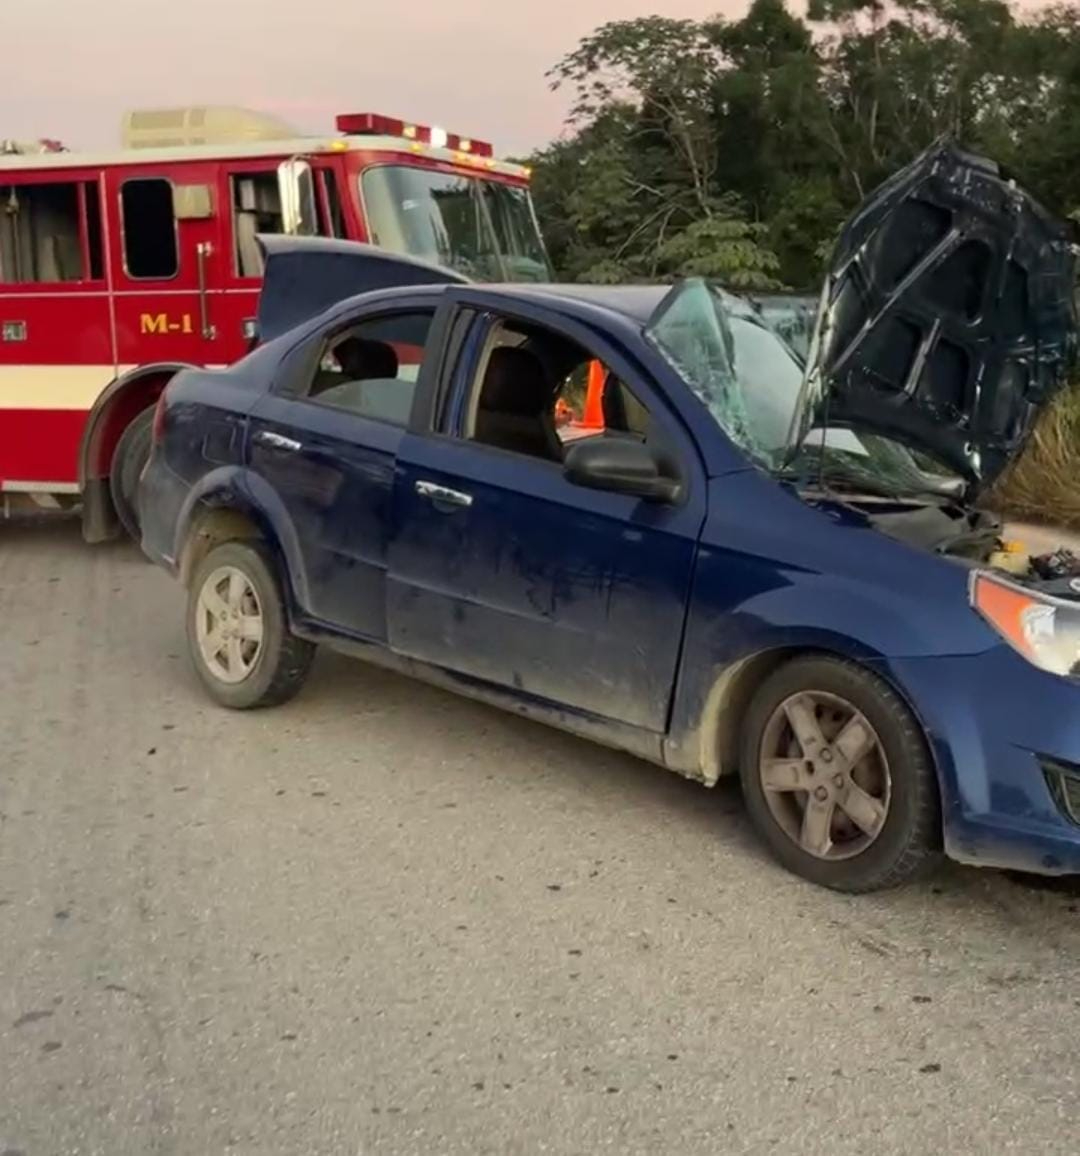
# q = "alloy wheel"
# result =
<box><xmin>194</xmin><ymin>565</ymin><xmax>265</xmax><ymax>684</ymax></box>
<box><xmin>757</xmin><ymin>690</ymin><xmax>892</xmax><ymax>861</ymax></box>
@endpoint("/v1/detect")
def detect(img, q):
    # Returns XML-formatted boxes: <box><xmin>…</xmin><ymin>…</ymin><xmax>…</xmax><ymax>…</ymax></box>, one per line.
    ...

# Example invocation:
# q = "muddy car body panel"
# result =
<box><xmin>141</xmin><ymin>151</ymin><xmax>1080</xmax><ymax>884</ymax></box>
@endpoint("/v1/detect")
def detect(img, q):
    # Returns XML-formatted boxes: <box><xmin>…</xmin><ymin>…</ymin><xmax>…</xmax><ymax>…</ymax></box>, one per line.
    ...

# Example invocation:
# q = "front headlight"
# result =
<box><xmin>970</xmin><ymin>571</ymin><xmax>1080</xmax><ymax>678</ymax></box>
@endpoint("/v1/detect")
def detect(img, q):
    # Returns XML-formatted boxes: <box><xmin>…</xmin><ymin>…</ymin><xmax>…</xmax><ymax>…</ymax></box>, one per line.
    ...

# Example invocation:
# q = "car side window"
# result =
<box><xmin>460</xmin><ymin>318</ymin><xmax>654</xmax><ymax>462</ymax></box>
<box><xmin>302</xmin><ymin>310</ymin><xmax>434</xmax><ymax>426</ymax></box>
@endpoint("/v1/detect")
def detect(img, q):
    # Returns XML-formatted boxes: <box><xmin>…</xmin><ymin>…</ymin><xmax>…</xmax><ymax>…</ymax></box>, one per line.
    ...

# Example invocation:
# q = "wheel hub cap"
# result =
<box><xmin>757</xmin><ymin>690</ymin><xmax>892</xmax><ymax>861</ymax></box>
<box><xmin>195</xmin><ymin>565</ymin><xmax>265</xmax><ymax>685</ymax></box>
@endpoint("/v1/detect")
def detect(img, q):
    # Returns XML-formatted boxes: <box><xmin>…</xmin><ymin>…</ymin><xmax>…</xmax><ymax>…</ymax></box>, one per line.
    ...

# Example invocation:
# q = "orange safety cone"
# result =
<box><xmin>582</xmin><ymin>359</ymin><xmax>605</xmax><ymax>429</ymax></box>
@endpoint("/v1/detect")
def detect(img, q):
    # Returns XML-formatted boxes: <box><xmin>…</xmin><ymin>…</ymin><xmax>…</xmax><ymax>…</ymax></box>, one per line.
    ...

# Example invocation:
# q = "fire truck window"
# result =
<box><xmin>231</xmin><ymin>173</ymin><xmax>284</xmax><ymax>277</ymax></box>
<box><xmin>84</xmin><ymin>181</ymin><xmax>104</xmax><ymax>281</ymax></box>
<box><xmin>482</xmin><ymin>184</ymin><xmax>550</xmax><ymax>281</ymax></box>
<box><xmin>362</xmin><ymin>166</ymin><xmax>549</xmax><ymax>282</ymax></box>
<box><xmin>0</xmin><ymin>182</ymin><xmax>84</xmax><ymax>283</ymax></box>
<box><xmin>317</xmin><ymin>171</ymin><xmax>345</xmax><ymax>239</ymax></box>
<box><xmin>121</xmin><ymin>179</ymin><xmax>178</xmax><ymax>279</ymax></box>
<box><xmin>362</xmin><ymin>167</ymin><xmax>501</xmax><ymax>280</ymax></box>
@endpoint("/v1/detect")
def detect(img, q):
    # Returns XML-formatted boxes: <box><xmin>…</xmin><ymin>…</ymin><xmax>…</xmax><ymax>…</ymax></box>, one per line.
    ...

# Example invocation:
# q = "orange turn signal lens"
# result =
<box><xmin>970</xmin><ymin>571</ymin><xmax>1078</xmax><ymax>677</ymax></box>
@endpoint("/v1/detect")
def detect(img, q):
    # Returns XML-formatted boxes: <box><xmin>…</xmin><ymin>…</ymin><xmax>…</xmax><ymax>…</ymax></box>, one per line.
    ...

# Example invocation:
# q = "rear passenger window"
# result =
<box><xmin>303</xmin><ymin>311</ymin><xmax>434</xmax><ymax>426</ymax></box>
<box><xmin>121</xmin><ymin>179</ymin><xmax>177</xmax><ymax>279</ymax></box>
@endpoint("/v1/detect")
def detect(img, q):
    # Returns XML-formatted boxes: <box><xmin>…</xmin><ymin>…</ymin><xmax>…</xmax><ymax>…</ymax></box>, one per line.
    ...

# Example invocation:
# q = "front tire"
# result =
<box><xmin>739</xmin><ymin>655</ymin><xmax>941</xmax><ymax>892</ymax></box>
<box><xmin>109</xmin><ymin>407</ymin><xmax>154</xmax><ymax>542</ymax></box>
<box><xmin>186</xmin><ymin>541</ymin><xmax>315</xmax><ymax>709</ymax></box>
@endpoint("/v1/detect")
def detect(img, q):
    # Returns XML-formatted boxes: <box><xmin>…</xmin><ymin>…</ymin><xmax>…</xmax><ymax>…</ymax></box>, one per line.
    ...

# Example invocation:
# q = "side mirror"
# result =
<box><xmin>277</xmin><ymin>158</ymin><xmax>318</xmax><ymax>236</ymax></box>
<box><xmin>563</xmin><ymin>437</ymin><xmax>681</xmax><ymax>503</ymax></box>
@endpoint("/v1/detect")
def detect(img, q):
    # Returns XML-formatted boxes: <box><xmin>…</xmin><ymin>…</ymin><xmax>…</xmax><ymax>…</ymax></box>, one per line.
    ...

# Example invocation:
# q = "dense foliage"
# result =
<box><xmin>528</xmin><ymin>0</ymin><xmax>1080</xmax><ymax>291</ymax></box>
<box><xmin>525</xmin><ymin>0</ymin><xmax>1080</xmax><ymax>529</ymax></box>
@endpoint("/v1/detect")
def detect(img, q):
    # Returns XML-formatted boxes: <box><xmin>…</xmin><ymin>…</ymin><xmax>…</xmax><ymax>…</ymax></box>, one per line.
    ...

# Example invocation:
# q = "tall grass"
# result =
<box><xmin>991</xmin><ymin>385</ymin><xmax>1080</xmax><ymax>528</ymax></box>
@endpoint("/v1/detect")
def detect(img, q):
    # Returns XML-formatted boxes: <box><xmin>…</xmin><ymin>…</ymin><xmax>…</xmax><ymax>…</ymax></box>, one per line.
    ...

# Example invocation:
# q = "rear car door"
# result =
<box><xmin>246</xmin><ymin>297</ymin><xmax>438</xmax><ymax>640</ymax></box>
<box><xmin>386</xmin><ymin>297</ymin><xmax>707</xmax><ymax>733</ymax></box>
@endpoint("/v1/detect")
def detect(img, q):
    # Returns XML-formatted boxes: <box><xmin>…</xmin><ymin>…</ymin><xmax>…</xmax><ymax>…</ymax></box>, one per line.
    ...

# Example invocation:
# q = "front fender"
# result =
<box><xmin>664</xmin><ymin>559</ymin><xmax>998</xmax><ymax>784</ymax></box>
<box><xmin>727</xmin><ymin>572</ymin><xmax>996</xmax><ymax>660</ymax></box>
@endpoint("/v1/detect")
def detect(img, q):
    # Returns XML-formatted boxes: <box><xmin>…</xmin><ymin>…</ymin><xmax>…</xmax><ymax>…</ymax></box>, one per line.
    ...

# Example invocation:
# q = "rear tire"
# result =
<box><xmin>109</xmin><ymin>407</ymin><xmax>154</xmax><ymax>542</ymax></box>
<box><xmin>738</xmin><ymin>655</ymin><xmax>941</xmax><ymax>893</ymax></box>
<box><xmin>186</xmin><ymin>540</ymin><xmax>315</xmax><ymax>709</ymax></box>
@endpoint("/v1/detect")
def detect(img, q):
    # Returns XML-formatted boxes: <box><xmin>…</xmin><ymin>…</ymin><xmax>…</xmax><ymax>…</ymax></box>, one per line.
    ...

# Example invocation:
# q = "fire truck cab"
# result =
<box><xmin>0</xmin><ymin>106</ymin><xmax>548</xmax><ymax>541</ymax></box>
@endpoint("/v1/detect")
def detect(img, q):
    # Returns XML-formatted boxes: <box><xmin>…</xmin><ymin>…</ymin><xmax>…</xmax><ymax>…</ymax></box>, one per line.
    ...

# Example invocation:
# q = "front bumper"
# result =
<box><xmin>873</xmin><ymin>647</ymin><xmax>1080</xmax><ymax>875</ymax></box>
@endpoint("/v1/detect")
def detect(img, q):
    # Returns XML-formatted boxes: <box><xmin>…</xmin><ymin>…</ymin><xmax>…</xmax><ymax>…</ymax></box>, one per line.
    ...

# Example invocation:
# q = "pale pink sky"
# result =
<box><xmin>3</xmin><ymin>1</ymin><xmax>753</xmax><ymax>156</ymax></box>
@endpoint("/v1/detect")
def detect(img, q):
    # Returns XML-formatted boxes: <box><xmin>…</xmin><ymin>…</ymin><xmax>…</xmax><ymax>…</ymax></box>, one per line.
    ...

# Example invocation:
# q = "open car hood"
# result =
<box><xmin>254</xmin><ymin>235</ymin><xmax>470</xmax><ymax>344</ymax></box>
<box><xmin>796</xmin><ymin>141</ymin><xmax>1079</xmax><ymax>490</ymax></box>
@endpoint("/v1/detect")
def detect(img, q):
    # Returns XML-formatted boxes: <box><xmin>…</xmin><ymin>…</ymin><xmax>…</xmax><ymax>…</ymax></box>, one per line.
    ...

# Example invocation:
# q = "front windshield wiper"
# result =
<box><xmin>775</xmin><ymin>453</ymin><xmax>965</xmax><ymax>503</ymax></box>
<box><xmin>773</xmin><ymin>464</ymin><xmax>898</xmax><ymax>500</ymax></box>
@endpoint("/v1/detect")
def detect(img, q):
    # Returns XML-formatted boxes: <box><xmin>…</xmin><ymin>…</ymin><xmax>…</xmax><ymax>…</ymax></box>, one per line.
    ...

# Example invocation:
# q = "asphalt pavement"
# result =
<box><xmin>1</xmin><ymin>516</ymin><xmax>1078</xmax><ymax>1155</ymax></box>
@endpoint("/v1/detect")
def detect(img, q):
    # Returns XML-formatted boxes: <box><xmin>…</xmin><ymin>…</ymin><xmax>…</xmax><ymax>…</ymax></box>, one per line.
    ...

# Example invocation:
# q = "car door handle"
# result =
<box><xmin>254</xmin><ymin>430</ymin><xmax>302</xmax><ymax>452</ymax></box>
<box><xmin>415</xmin><ymin>480</ymin><xmax>473</xmax><ymax>508</ymax></box>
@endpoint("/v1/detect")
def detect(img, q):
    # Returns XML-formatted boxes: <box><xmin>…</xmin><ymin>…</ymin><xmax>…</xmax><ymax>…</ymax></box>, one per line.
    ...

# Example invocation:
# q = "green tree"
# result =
<box><xmin>527</xmin><ymin>0</ymin><xmax>1080</xmax><ymax>289</ymax></box>
<box><xmin>538</xmin><ymin>13</ymin><xmax>785</xmax><ymax>286</ymax></box>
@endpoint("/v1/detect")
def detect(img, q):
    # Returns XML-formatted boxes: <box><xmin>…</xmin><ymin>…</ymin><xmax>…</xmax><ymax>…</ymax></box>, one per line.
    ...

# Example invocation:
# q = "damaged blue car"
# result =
<box><xmin>140</xmin><ymin>142</ymin><xmax>1080</xmax><ymax>891</ymax></box>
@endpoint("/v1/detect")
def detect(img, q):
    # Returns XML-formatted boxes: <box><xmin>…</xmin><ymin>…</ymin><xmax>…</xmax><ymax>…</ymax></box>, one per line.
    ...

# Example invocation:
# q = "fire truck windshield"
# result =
<box><xmin>360</xmin><ymin>166</ymin><xmax>551</xmax><ymax>282</ymax></box>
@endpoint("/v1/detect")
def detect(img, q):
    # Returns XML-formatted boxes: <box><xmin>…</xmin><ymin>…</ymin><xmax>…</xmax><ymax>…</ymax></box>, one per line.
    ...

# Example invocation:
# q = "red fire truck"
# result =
<box><xmin>0</xmin><ymin>106</ymin><xmax>549</xmax><ymax>540</ymax></box>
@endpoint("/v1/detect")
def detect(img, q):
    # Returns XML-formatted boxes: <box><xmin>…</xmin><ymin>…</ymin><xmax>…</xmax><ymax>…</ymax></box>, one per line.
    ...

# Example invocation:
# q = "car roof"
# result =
<box><xmin>306</xmin><ymin>283</ymin><xmax>673</xmax><ymax>345</ymax></box>
<box><xmin>472</xmin><ymin>284</ymin><xmax>670</xmax><ymax>326</ymax></box>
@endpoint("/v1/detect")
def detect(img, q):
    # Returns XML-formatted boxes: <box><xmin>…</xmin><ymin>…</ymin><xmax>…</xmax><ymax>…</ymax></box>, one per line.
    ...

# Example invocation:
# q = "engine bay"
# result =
<box><xmin>823</xmin><ymin>492</ymin><xmax>1080</xmax><ymax>598</ymax></box>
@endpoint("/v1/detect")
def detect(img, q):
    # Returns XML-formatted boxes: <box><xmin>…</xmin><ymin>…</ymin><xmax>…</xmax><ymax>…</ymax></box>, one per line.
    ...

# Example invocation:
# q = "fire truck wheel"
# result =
<box><xmin>186</xmin><ymin>540</ymin><xmax>316</xmax><ymax>710</ymax></box>
<box><xmin>109</xmin><ymin>407</ymin><xmax>154</xmax><ymax>543</ymax></box>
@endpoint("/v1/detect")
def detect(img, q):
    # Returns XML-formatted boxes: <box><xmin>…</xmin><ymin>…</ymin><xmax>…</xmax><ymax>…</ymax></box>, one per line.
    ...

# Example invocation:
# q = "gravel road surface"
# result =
<box><xmin>1</xmin><ymin>517</ymin><xmax>1078</xmax><ymax>1155</ymax></box>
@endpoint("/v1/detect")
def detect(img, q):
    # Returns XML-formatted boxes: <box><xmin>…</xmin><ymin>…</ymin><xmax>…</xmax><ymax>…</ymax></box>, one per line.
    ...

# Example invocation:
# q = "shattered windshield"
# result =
<box><xmin>643</xmin><ymin>278</ymin><xmax>804</xmax><ymax>470</ymax></box>
<box><xmin>644</xmin><ymin>278</ymin><xmax>960</xmax><ymax>498</ymax></box>
<box><xmin>745</xmin><ymin>294</ymin><xmax>819</xmax><ymax>359</ymax></box>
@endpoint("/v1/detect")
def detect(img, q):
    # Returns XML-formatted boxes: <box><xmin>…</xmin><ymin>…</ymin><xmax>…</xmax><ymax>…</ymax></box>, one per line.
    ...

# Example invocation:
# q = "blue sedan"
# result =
<box><xmin>140</xmin><ymin>142</ymin><xmax>1080</xmax><ymax>891</ymax></box>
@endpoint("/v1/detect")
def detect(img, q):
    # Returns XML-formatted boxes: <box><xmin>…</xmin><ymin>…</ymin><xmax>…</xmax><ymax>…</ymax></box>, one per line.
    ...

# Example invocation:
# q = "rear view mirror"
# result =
<box><xmin>563</xmin><ymin>438</ymin><xmax>680</xmax><ymax>503</ymax></box>
<box><xmin>277</xmin><ymin>158</ymin><xmax>318</xmax><ymax>236</ymax></box>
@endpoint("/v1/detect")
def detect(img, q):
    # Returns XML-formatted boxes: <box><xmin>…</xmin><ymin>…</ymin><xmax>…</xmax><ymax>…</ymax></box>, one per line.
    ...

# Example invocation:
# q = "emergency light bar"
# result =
<box><xmin>335</xmin><ymin>112</ymin><xmax>495</xmax><ymax>157</ymax></box>
<box><xmin>0</xmin><ymin>137</ymin><xmax>66</xmax><ymax>155</ymax></box>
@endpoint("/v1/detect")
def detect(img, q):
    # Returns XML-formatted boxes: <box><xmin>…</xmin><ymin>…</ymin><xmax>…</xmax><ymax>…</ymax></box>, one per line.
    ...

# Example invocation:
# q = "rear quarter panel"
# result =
<box><xmin>140</xmin><ymin>346</ymin><xmax>279</xmax><ymax>567</ymax></box>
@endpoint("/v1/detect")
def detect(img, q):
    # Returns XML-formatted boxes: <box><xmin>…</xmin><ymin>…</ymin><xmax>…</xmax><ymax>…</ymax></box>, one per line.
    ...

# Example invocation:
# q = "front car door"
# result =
<box><xmin>246</xmin><ymin>293</ymin><xmax>440</xmax><ymax>640</ymax></box>
<box><xmin>105</xmin><ymin>166</ymin><xmax>223</xmax><ymax>372</ymax></box>
<box><xmin>387</xmin><ymin>293</ymin><xmax>707</xmax><ymax>733</ymax></box>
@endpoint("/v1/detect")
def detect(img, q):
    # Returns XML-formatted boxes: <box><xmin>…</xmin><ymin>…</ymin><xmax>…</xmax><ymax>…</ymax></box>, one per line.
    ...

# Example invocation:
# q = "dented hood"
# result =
<box><xmin>796</xmin><ymin>141</ymin><xmax>1079</xmax><ymax>489</ymax></box>
<box><xmin>254</xmin><ymin>235</ymin><xmax>469</xmax><ymax>344</ymax></box>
